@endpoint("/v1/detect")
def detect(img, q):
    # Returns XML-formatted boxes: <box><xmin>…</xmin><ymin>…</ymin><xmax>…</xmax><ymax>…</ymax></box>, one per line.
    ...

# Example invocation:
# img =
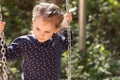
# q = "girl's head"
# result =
<box><xmin>32</xmin><ymin>2</ymin><xmax>64</xmax><ymax>42</ymax></box>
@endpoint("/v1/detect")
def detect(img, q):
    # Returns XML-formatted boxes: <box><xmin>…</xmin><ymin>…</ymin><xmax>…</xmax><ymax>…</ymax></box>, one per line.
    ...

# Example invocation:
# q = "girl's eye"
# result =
<box><xmin>36</xmin><ymin>27</ymin><xmax>40</xmax><ymax>30</ymax></box>
<box><xmin>45</xmin><ymin>31</ymin><xmax>50</xmax><ymax>33</ymax></box>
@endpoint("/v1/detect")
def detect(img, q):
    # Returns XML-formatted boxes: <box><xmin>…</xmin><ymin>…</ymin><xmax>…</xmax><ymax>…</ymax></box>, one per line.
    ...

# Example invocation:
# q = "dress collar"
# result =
<box><xmin>31</xmin><ymin>34</ymin><xmax>53</xmax><ymax>46</ymax></box>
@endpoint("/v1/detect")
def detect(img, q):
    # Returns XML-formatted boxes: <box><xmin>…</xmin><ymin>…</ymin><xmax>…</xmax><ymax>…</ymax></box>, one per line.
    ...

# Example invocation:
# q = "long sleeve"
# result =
<box><xmin>0</xmin><ymin>37</ymin><xmax>23</xmax><ymax>61</ymax></box>
<box><xmin>58</xmin><ymin>28</ymin><xmax>74</xmax><ymax>51</ymax></box>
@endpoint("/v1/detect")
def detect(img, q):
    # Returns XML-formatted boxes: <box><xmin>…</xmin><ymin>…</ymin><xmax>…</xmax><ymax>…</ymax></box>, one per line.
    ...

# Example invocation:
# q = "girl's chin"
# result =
<box><xmin>38</xmin><ymin>39</ymin><xmax>47</xmax><ymax>43</ymax></box>
<box><xmin>38</xmin><ymin>38</ymin><xmax>49</xmax><ymax>43</ymax></box>
<box><xmin>39</xmin><ymin>40</ymin><xmax>45</xmax><ymax>43</ymax></box>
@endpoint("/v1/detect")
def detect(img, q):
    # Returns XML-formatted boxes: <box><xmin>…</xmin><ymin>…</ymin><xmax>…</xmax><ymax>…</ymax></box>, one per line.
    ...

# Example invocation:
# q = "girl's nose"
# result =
<box><xmin>39</xmin><ymin>32</ymin><xmax>44</xmax><ymax>38</ymax></box>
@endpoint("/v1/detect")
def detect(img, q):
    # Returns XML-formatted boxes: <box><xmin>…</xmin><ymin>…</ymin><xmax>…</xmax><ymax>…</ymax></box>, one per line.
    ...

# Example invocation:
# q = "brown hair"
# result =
<box><xmin>32</xmin><ymin>2</ymin><xmax>64</xmax><ymax>28</ymax></box>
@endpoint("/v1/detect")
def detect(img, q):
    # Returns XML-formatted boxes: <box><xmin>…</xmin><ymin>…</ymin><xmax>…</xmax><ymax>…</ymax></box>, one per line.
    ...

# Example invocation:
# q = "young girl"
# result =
<box><xmin>0</xmin><ymin>2</ymin><xmax>72</xmax><ymax>80</ymax></box>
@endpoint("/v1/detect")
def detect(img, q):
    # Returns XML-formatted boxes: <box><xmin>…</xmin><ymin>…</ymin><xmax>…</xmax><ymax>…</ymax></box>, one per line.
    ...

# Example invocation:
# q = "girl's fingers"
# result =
<box><xmin>62</xmin><ymin>13</ymin><xmax>72</xmax><ymax>28</ymax></box>
<box><xmin>64</xmin><ymin>13</ymin><xmax>72</xmax><ymax>22</ymax></box>
<box><xmin>0</xmin><ymin>21</ymin><xmax>5</xmax><ymax>31</ymax></box>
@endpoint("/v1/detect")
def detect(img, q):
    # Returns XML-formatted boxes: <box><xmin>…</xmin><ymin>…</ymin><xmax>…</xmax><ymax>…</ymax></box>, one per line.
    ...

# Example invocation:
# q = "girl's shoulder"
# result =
<box><xmin>13</xmin><ymin>34</ymin><xmax>34</xmax><ymax>43</ymax></box>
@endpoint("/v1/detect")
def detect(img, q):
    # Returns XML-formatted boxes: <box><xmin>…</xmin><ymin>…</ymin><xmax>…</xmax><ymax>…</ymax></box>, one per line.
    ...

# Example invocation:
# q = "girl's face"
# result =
<box><xmin>32</xmin><ymin>17</ymin><xmax>59</xmax><ymax>43</ymax></box>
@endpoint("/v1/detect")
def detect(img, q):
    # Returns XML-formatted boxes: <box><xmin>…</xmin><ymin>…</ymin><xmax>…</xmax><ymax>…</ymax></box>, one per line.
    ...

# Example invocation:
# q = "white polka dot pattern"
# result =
<box><xmin>0</xmin><ymin>30</ymin><xmax>72</xmax><ymax>80</ymax></box>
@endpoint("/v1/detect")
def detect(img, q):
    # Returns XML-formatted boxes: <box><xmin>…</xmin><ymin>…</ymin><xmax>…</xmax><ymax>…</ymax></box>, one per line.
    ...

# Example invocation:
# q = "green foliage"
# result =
<box><xmin>61</xmin><ymin>0</ymin><xmax>120</xmax><ymax>80</ymax></box>
<box><xmin>2</xmin><ymin>0</ymin><xmax>35</xmax><ymax>44</ymax></box>
<box><xmin>80</xmin><ymin>44</ymin><xmax>111</xmax><ymax>80</ymax></box>
<box><xmin>87</xmin><ymin>0</ymin><xmax>120</xmax><ymax>51</ymax></box>
<box><xmin>61</xmin><ymin>44</ymin><xmax>112</xmax><ymax>80</ymax></box>
<box><xmin>83</xmin><ymin>0</ymin><xmax>120</xmax><ymax>79</ymax></box>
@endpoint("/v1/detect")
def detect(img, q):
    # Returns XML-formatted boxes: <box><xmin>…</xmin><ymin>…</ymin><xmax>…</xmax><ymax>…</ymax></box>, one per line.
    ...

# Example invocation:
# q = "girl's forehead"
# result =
<box><xmin>35</xmin><ymin>16</ymin><xmax>56</xmax><ymax>27</ymax></box>
<box><xmin>35</xmin><ymin>17</ymin><xmax>50</xmax><ymax>23</ymax></box>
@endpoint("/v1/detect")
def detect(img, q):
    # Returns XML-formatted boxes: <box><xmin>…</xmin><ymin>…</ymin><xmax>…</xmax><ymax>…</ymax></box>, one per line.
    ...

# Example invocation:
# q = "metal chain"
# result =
<box><xmin>65</xmin><ymin>0</ymin><xmax>72</xmax><ymax>80</ymax></box>
<box><xmin>0</xmin><ymin>5</ymin><xmax>8</xmax><ymax>80</ymax></box>
<box><xmin>67</xmin><ymin>26</ymin><xmax>72</xmax><ymax>80</ymax></box>
<box><xmin>0</xmin><ymin>32</ymin><xmax>8</xmax><ymax>80</ymax></box>
<box><xmin>0</xmin><ymin>5</ymin><xmax>2</xmax><ymax>21</ymax></box>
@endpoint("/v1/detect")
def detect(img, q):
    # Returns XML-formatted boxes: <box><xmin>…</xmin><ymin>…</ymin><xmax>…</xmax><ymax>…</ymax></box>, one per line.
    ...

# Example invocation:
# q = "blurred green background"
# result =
<box><xmin>0</xmin><ymin>0</ymin><xmax>120</xmax><ymax>80</ymax></box>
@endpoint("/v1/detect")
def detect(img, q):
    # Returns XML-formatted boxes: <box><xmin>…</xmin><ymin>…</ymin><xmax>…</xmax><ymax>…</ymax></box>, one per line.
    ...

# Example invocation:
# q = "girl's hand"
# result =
<box><xmin>62</xmin><ymin>13</ymin><xmax>72</xmax><ymax>28</ymax></box>
<box><xmin>0</xmin><ymin>21</ymin><xmax>5</xmax><ymax>33</ymax></box>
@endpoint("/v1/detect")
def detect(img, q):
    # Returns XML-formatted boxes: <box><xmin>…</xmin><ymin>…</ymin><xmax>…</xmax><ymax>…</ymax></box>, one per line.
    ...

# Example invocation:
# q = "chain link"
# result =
<box><xmin>0</xmin><ymin>5</ymin><xmax>2</xmax><ymax>21</ymax></box>
<box><xmin>0</xmin><ymin>5</ymin><xmax>8</xmax><ymax>80</ymax></box>
<box><xmin>67</xmin><ymin>26</ymin><xmax>72</xmax><ymax>80</ymax></box>
<box><xmin>0</xmin><ymin>32</ymin><xmax>8</xmax><ymax>80</ymax></box>
<box><xmin>65</xmin><ymin>0</ymin><xmax>72</xmax><ymax>80</ymax></box>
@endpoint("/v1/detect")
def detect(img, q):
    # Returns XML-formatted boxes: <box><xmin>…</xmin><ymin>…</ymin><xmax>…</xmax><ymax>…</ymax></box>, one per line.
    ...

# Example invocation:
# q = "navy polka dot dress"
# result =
<box><xmin>0</xmin><ymin>30</ymin><xmax>72</xmax><ymax>80</ymax></box>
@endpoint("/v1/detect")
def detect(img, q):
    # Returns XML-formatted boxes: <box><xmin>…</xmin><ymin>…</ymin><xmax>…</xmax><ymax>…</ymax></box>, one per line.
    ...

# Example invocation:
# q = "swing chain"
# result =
<box><xmin>67</xmin><ymin>25</ymin><xmax>72</xmax><ymax>80</ymax></box>
<box><xmin>0</xmin><ymin>5</ymin><xmax>2</xmax><ymax>21</ymax></box>
<box><xmin>65</xmin><ymin>0</ymin><xmax>72</xmax><ymax>80</ymax></box>
<box><xmin>0</xmin><ymin>5</ymin><xmax>8</xmax><ymax>80</ymax></box>
<box><xmin>0</xmin><ymin>32</ymin><xmax>8</xmax><ymax>80</ymax></box>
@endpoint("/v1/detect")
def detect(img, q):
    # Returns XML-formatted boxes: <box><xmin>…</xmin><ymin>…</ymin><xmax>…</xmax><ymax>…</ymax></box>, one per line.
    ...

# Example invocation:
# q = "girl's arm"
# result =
<box><xmin>0</xmin><ymin>37</ymin><xmax>23</xmax><ymax>61</ymax></box>
<box><xmin>60</xmin><ymin>13</ymin><xmax>74</xmax><ymax>50</ymax></box>
<box><xmin>0</xmin><ymin>21</ymin><xmax>22</xmax><ymax>61</ymax></box>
